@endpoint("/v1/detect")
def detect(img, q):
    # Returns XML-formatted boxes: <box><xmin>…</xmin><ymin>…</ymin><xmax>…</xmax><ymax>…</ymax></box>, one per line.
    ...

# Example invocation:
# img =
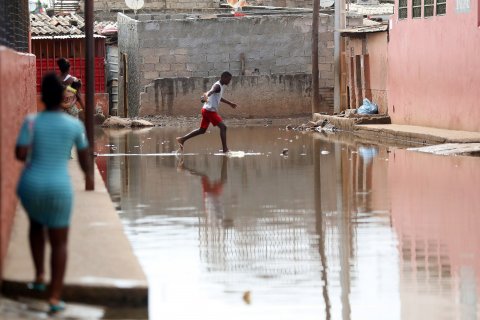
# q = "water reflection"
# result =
<box><xmin>96</xmin><ymin>127</ymin><xmax>480</xmax><ymax>320</ymax></box>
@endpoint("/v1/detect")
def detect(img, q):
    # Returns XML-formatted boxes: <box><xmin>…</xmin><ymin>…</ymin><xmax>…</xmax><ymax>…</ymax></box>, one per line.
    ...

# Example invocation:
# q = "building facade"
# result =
<box><xmin>341</xmin><ymin>20</ymin><xmax>389</xmax><ymax>113</ymax></box>
<box><xmin>118</xmin><ymin>11</ymin><xmax>335</xmax><ymax>117</ymax></box>
<box><xmin>388</xmin><ymin>0</ymin><xmax>480</xmax><ymax>131</ymax></box>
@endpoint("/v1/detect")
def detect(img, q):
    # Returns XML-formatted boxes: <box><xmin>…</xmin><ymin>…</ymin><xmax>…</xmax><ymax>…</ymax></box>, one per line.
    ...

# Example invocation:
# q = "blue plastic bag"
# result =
<box><xmin>357</xmin><ymin>98</ymin><xmax>378</xmax><ymax>115</ymax></box>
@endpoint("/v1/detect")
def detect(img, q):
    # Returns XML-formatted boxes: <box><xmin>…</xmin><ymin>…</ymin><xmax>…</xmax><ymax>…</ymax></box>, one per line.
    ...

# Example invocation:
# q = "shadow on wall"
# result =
<box><xmin>139</xmin><ymin>74</ymin><xmax>331</xmax><ymax>118</ymax></box>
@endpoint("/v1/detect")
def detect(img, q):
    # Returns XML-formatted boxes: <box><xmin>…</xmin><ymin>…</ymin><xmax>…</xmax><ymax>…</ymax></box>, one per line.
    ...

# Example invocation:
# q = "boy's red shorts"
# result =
<box><xmin>200</xmin><ymin>109</ymin><xmax>222</xmax><ymax>129</ymax></box>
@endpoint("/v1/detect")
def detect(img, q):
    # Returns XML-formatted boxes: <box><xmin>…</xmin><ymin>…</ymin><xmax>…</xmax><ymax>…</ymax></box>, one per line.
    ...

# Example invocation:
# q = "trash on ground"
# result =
<box><xmin>102</xmin><ymin>116</ymin><xmax>155</xmax><ymax>128</ymax></box>
<box><xmin>357</xmin><ymin>98</ymin><xmax>378</xmax><ymax>115</ymax></box>
<box><xmin>285</xmin><ymin>119</ymin><xmax>338</xmax><ymax>133</ymax></box>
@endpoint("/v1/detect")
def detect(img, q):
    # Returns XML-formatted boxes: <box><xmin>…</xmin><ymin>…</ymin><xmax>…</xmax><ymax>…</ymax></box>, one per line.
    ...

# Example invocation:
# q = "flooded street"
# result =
<box><xmin>96</xmin><ymin>126</ymin><xmax>480</xmax><ymax>320</ymax></box>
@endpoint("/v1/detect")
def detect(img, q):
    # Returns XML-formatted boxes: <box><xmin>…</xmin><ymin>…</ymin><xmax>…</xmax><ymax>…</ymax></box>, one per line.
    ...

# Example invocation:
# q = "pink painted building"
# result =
<box><xmin>388</xmin><ymin>0</ymin><xmax>480</xmax><ymax>132</ymax></box>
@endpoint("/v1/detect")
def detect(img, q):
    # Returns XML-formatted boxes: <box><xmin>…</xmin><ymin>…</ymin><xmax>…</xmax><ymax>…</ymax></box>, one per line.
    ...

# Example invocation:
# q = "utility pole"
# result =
<box><xmin>85</xmin><ymin>0</ymin><xmax>95</xmax><ymax>190</ymax></box>
<box><xmin>334</xmin><ymin>0</ymin><xmax>345</xmax><ymax>114</ymax></box>
<box><xmin>312</xmin><ymin>0</ymin><xmax>320</xmax><ymax>114</ymax></box>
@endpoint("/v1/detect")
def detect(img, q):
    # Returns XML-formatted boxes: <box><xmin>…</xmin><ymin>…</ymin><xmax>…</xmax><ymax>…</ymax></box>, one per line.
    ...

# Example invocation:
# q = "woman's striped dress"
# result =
<box><xmin>16</xmin><ymin>111</ymin><xmax>89</xmax><ymax>228</ymax></box>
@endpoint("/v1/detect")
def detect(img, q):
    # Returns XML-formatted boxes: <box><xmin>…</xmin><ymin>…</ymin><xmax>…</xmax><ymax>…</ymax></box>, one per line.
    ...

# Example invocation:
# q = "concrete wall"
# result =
<box><xmin>118</xmin><ymin>13</ymin><xmax>335</xmax><ymax>116</ymax></box>
<box><xmin>251</xmin><ymin>0</ymin><xmax>313</xmax><ymax>8</ymax></box>
<box><xmin>139</xmin><ymin>74</ymin><xmax>312</xmax><ymax>117</ymax></box>
<box><xmin>82</xmin><ymin>0</ymin><xmax>217</xmax><ymax>11</ymax></box>
<box><xmin>345</xmin><ymin>31</ymin><xmax>388</xmax><ymax>114</ymax></box>
<box><xmin>118</xmin><ymin>13</ymin><xmax>141</xmax><ymax>117</ymax></box>
<box><xmin>0</xmin><ymin>47</ymin><xmax>36</xmax><ymax>276</ymax></box>
<box><xmin>388</xmin><ymin>0</ymin><xmax>480</xmax><ymax>131</ymax></box>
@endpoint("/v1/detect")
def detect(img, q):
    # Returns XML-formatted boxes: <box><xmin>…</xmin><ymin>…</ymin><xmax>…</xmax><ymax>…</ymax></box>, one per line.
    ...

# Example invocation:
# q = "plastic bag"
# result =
<box><xmin>357</xmin><ymin>98</ymin><xmax>378</xmax><ymax>115</ymax></box>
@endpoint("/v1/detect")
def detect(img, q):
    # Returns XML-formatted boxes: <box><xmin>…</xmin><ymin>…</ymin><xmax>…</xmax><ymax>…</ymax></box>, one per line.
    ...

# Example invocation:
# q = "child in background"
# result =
<box><xmin>176</xmin><ymin>71</ymin><xmax>237</xmax><ymax>153</ymax></box>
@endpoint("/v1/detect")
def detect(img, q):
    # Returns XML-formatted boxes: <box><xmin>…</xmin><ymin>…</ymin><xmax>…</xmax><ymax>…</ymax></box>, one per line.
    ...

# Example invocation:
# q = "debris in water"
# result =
<box><xmin>282</xmin><ymin>148</ymin><xmax>289</xmax><ymax>156</ymax></box>
<box><xmin>286</xmin><ymin>118</ymin><xmax>337</xmax><ymax>133</ymax></box>
<box><xmin>321</xmin><ymin>150</ymin><xmax>330</xmax><ymax>155</ymax></box>
<box><xmin>243</xmin><ymin>291</ymin><xmax>251</xmax><ymax>305</ymax></box>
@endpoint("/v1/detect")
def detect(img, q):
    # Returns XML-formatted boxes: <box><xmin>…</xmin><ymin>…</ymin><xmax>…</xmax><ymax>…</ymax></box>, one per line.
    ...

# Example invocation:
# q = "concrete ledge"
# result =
<box><xmin>409</xmin><ymin>143</ymin><xmax>480</xmax><ymax>156</ymax></box>
<box><xmin>2</xmin><ymin>161</ymin><xmax>148</xmax><ymax>308</ymax></box>
<box><xmin>313</xmin><ymin>113</ymin><xmax>391</xmax><ymax>132</ymax></box>
<box><xmin>354</xmin><ymin>124</ymin><xmax>480</xmax><ymax>146</ymax></box>
<box><xmin>313</xmin><ymin>113</ymin><xmax>480</xmax><ymax>146</ymax></box>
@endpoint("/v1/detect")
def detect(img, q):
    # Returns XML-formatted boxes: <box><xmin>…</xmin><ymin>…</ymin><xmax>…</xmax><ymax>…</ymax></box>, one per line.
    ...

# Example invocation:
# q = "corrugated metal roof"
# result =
<box><xmin>347</xmin><ymin>3</ymin><xmax>394</xmax><ymax>16</ymax></box>
<box><xmin>32</xmin><ymin>35</ymin><xmax>106</xmax><ymax>39</ymax></box>
<box><xmin>340</xmin><ymin>19</ymin><xmax>388</xmax><ymax>35</ymax></box>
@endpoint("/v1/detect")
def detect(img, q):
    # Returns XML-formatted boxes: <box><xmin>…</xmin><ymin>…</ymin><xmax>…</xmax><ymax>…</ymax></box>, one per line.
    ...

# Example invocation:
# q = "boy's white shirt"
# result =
<box><xmin>203</xmin><ymin>81</ymin><xmax>225</xmax><ymax>112</ymax></box>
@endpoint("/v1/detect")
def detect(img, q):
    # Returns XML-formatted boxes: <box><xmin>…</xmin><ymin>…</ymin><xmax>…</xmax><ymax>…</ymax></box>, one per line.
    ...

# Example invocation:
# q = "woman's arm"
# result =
<box><xmin>77</xmin><ymin>148</ymin><xmax>94</xmax><ymax>187</ymax></box>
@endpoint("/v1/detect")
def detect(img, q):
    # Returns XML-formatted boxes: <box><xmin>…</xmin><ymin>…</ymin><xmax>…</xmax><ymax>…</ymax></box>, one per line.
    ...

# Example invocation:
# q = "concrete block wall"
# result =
<box><xmin>118</xmin><ymin>13</ymin><xmax>141</xmax><ymax>117</ymax></box>
<box><xmin>250</xmin><ymin>0</ymin><xmax>313</xmax><ymax>8</ymax></box>
<box><xmin>139</xmin><ymin>74</ymin><xmax>313</xmax><ymax>117</ymax></box>
<box><xmin>118</xmin><ymin>13</ymin><xmax>335</xmax><ymax>116</ymax></box>
<box><xmin>81</xmin><ymin>0</ymin><xmax>217</xmax><ymax>11</ymax></box>
<box><xmin>0</xmin><ymin>47</ymin><xmax>36</xmax><ymax>276</ymax></box>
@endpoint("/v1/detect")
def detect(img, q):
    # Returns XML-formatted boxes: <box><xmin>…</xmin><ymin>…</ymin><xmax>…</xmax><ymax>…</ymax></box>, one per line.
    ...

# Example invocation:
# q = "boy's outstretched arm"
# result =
<box><xmin>221</xmin><ymin>97</ymin><xmax>237</xmax><ymax>108</ymax></box>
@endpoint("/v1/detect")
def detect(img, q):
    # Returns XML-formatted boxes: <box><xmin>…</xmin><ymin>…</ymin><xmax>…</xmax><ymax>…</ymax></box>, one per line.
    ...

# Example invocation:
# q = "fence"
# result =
<box><xmin>0</xmin><ymin>0</ymin><xmax>29</xmax><ymax>52</ymax></box>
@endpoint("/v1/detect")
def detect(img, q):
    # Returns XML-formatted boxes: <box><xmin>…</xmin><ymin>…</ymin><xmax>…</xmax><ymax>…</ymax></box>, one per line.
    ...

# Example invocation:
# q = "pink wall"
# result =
<box><xmin>0</xmin><ymin>47</ymin><xmax>37</xmax><ymax>276</ymax></box>
<box><xmin>388</xmin><ymin>1</ymin><xmax>480</xmax><ymax>131</ymax></box>
<box><xmin>389</xmin><ymin>149</ymin><xmax>480</xmax><ymax>299</ymax></box>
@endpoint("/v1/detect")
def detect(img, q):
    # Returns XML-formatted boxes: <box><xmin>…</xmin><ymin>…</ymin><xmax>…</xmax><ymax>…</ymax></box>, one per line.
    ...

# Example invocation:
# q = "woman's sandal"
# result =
<box><xmin>27</xmin><ymin>282</ymin><xmax>47</xmax><ymax>292</ymax></box>
<box><xmin>49</xmin><ymin>301</ymin><xmax>66</xmax><ymax>314</ymax></box>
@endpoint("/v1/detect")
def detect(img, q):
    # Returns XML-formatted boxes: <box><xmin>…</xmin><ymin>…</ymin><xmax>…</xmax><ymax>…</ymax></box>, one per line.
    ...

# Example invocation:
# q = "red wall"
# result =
<box><xmin>36</xmin><ymin>58</ymin><xmax>106</xmax><ymax>94</ymax></box>
<box><xmin>0</xmin><ymin>47</ymin><xmax>37</xmax><ymax>275</ymax></box>
<box><xmin>37</xmin><ymin>92</ymin><xmax>110</xmax><ymax>116</ymax></box>
<box><xmin>388</xmin><ymin>1</ymin><xmax>480</xmax><ymax>131</ymax></box>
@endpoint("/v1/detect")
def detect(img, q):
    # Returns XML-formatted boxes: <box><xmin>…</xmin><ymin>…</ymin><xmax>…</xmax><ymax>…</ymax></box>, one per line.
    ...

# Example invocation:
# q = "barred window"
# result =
<box><xmin>399</xmin><ymin>0</ymin><xmax>408</xmax><ymax>19</ymax></box>
<box><xmin>436</xmin><ymin>0</ymin><xmax>446</xmax><ymax>15</ymax></box>
<box><xmin>424</xmin><ymin>0</ymin><xmax>434</xmax><ymax>17</ymax></box>
<box><xmin>412</xmin><ymin>0</ymin><xmax>422</xmax><ymax>18</ymax></box>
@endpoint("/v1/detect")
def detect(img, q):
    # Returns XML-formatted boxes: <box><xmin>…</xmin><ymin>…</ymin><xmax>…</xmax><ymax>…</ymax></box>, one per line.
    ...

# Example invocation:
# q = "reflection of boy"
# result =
<box><xmin>201</xmin><ymin>175</ymin><xmax>225</xmax><ymax>222</ymax></box>
<box><xmin>178</xmin><ymin>157</ymin><xmax>228</xmax><ymax>223</ymax></box>
<box><xmin>176</xmin><ymin>71</ymin><xmax>237</xmax><ymax>153</ymax></box>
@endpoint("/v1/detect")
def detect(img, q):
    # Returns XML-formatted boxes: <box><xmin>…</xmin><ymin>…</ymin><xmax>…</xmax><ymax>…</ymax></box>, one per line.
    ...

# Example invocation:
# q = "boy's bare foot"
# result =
<box><xmin>176</xmin><ymin>137</ymin><xmax>184</xmax><ymax>151</ymax></box>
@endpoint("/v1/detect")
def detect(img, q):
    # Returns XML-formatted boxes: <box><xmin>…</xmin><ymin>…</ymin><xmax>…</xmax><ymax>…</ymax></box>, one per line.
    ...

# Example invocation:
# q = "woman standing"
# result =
<box><xmin>15</xmin><ymin>73</ymin><xmax>92</xmax><ymax>313</ymax></box>
<box><xmin>57</xmin><ymin>57</ymin><xmax>84</xmax><ymax>119</ymax></box>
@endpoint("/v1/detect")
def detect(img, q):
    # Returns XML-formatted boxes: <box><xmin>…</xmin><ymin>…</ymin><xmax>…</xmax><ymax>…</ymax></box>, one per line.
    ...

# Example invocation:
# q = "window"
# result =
<box><xmin>399</xmin><ymin>0</ymin><xmax>408</xmax><ymax>19</ymax></box>
<box><xmin>424</xmin><ymin>0</ymin><xmax>434</xmax><ymax>17</ymax></box>
<box><xmin>412</xmin><ymin>0</ymin><xmax>422</xmax><ymax>18</ymax></box>
<box><xmin>436</xmin><ymin>0</ymin><xmax>446</xmax><ymax>15</ymax></box>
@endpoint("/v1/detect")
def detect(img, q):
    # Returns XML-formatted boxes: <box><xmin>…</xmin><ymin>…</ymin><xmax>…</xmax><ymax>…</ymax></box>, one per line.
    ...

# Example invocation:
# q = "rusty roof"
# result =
<box><xmin>340</xmin><ymin>18</ymin><xmax>388</xmax><ymax>35</ymax></box>
<box><xmin>347</xmin><ymin>3</ymin><xmax>394</xmax><ymax>16</ymax></box>
<box><xmin>30</xmin><ymin>13</ymin><xmax>108</xmax><ymax>39</ymax></box>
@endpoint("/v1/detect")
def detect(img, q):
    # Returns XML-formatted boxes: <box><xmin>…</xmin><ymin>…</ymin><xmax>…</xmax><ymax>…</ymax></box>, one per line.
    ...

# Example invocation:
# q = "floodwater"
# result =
<box><xmin>96</xmin><ymin>126</ymin><xmax>480</xmax><ymax>320</ymax></box>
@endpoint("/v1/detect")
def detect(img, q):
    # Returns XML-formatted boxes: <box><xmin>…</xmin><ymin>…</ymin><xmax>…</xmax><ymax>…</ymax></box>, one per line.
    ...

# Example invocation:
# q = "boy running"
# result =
<box><xmin>177</xmin><ymin>71</ymin><xmax>237</xmax><ymax>153</ymax></box>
